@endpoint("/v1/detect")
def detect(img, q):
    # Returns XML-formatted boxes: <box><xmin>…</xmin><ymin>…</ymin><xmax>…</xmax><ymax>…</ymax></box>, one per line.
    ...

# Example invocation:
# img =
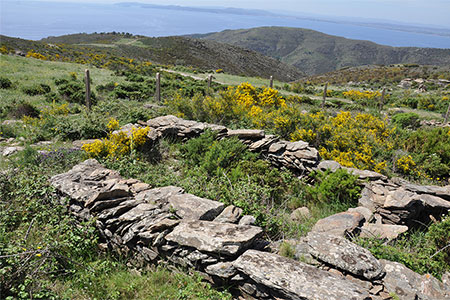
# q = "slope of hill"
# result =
<box><xmin>37</xmin><ymin>33</ymin><xmax>303</xmax><ymax>81</ymax></box>
<box><xmin>192</xmin><ymin>27</ymin><xmax>450</xmax><ymax>75</ymax></box>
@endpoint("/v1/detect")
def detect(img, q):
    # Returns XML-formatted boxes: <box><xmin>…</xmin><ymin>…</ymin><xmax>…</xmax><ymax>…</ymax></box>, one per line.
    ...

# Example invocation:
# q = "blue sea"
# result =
<box><xmin>1</xmin><ymin>1</ymin><xmax>450</xmax><ymax>49</ymax></box>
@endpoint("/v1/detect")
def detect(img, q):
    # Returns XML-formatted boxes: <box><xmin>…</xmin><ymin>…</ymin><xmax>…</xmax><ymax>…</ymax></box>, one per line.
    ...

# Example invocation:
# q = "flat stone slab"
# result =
<box><xmin>168</xmin><ymin>194</ymin><xmax>225</xmax><ymax>220</ymax></box>
<box><xmin>233</xmin><ymin>250</ymin><xmax>371</xmax><ymax>300</ymax></box>
<box><xmin>360</xmin><ymin>224</ymin><xmax>408</xmax><ymax>240</ymax></box>
<box><xmin>165</xmin><ymin>221</ymin><xmax>262</xmax><ymax>256</ymax></box>
<box><xmin>306</xmin><ymin>232</ymin><xmax>385</xmax><ymax>280</ymax></box>
<box><xmin>226</xmin><ymin>129</ymin><xmax>265</xmax><ymax>139</ymax></box>
<box><xmin>311</xmin><ymin>211</ymin><xmax>364</xmax><ymax>237</ymax></box>
<box><xmin>384</xmin><ymin>189</ymin><xmax>421</xmax><ymax>209</ymax></box>
<box><xmin>381</xmin><ymin>259</ymin><xmax>449</xmax><ymax>300</ymax></box>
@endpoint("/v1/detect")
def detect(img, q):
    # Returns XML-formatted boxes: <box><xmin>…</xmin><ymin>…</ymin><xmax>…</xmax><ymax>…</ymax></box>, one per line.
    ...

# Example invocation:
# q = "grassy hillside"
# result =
<box><xmin>193</xmin><ymin>27</ymin><xmax>450</xmax><ymax>75</ymax></box>
<box><xmin>36</xmin><ymin>32</ymin><xmax>303</xmax><ymax>81</ymax></box>
<box><xmin>1</xmin><ymin>51</ymin><xmax>449</xmax><ymax>299</ymax></box>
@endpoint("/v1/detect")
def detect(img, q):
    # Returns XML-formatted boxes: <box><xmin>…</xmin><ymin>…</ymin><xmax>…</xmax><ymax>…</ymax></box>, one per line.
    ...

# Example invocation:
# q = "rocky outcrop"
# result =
<box><xmin>50</xmin><ymin>159</ymin><xmax>449</xmax><ymax>300</ymax></box>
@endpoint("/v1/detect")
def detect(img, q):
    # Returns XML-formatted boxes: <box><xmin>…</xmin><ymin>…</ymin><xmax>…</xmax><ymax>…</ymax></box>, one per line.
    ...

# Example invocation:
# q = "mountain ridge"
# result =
<box><xmin>192</xmin><ymin>26</ymin><xmax>450</xmax><ymax>75</ymax></box>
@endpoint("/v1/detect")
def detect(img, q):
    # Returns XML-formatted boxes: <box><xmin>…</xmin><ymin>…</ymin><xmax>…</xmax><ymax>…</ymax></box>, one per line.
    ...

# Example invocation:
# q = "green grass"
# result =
<box><xmin>0</xmin><ymin>55</ymin><xmax>127</xmax><ymax>111</ymax></box>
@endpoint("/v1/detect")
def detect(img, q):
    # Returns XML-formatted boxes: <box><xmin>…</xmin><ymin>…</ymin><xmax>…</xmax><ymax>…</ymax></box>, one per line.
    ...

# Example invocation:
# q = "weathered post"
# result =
<box><xmin>208</xmin><ymin>74</ymin><xmax>212</xmax><ymax>89</ymax></box>
<box><xmin>379</xmin><ymin>88</ymin><xmax>386</xmax><ymax>110</ymax></box>
<box><xmin>322</xmin><ymin>82</ymin><xmax>328</xmax><ymax>109</ymax></box>
<box><xmin>269</xmin><ymin>76</ymin><xmax>274</xmax><ymax>88</ymax></box>
<box><xmin>155</xmin><ymin>72</ymin><xmax>161</xmax><ymax>103</ymax></box>
<box><xmin>84</xmin><ymin>69</ymin><xmax>91</xmax><ymax>110</ymax></box>
<box><xmin>444</xmin><ymin>101</ymin><xmax>450</xmax><ymax>124</ymax></box>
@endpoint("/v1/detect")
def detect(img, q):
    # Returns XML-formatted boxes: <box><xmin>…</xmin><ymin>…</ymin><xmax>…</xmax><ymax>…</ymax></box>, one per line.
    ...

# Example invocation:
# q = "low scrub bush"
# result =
<box><xmin>391</xmin><ymin>112</ymin><xmax>420</xmax><ymax>129</ymax></box>
<box><xmin>304</xmin><ymin>169</ymin><xmax>362</xmax><ymax>206</ymax></box>
<box><xmin>23</xmin><ymin>104</ymin><xmax>108</xmax><ymax>142</ymax></box>
<box><xmin>0</xmin><ymin>76</ymin><xmax>13</xmax><ymax>89</ymax></box>
<box><xmin>22</xmin><ymin>84</ymin><xmax>51</xmax><ymax>96</ymax></box>
<box><xmin>55</xmin><ymin>78</ymin><xmax>97</xmax><ymax>105</ymax></box>
<box><xmin>10</xmin><ymin>102</ymin><xmax>40</xmax><ymax>119</ymax></box>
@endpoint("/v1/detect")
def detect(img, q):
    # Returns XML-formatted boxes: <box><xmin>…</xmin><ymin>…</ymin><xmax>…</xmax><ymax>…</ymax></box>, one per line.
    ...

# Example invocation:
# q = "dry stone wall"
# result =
<box><xmin>50</xmin><ymin>159</ymin><xmax>450</xmax><ymax>300</ymax></box>
<box><xmin>120</xmin><ymin>115</ymin><xmax>450</xmax><ymax>237</ymax></box>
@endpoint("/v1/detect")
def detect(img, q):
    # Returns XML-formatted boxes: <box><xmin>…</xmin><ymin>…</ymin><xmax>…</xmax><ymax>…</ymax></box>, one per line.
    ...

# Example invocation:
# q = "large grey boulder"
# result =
<box><xmin>165</xmin><ymin>221</ymin><xmax>262</xmax><ymax>256</ymax></box>
<box><xmin>233</xmin><ymin>249</ymin><xmax>371</xmax><ymax>300</ymax></box>
<box><xmin>311</xmin><ymin>211</ymin><xmax>365</xmax><ymax>237</ymax></box>
<box><xmin>306</xmin><ymin>232</ymin><xmax>385</xmax><ymax>280</ymax></box>
<box><xmin>381</xmin><ymin>259</ymin><xmax>449</xmax><ymax>300</ymax></box>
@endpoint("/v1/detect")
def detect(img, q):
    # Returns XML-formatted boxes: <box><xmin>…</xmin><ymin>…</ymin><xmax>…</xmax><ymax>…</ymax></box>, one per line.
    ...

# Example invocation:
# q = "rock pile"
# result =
<box><xmin>50</xmin><ymin>159</ymin><xmax>450</xmax><ymax>300</ymax></box>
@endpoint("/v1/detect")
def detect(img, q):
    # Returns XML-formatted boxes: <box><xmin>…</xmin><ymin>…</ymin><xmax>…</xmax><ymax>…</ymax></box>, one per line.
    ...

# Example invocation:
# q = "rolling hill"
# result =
<box><xmin>192</xmin><ymin>26</ymin><xmax>450</xmax><ymax>75</ymax></box>
<box><xmin>37</xmin><ymin>33</ymin><xmax>303</xmax><ymax>81</ymax></box>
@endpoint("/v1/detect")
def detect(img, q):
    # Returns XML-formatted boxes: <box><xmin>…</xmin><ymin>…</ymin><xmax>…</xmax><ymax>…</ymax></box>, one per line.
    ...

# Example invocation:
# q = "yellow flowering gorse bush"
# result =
<box><xmin>291</xmin><ymin>111</ymin><xmax>393</xmax><ymax>172</ymax></box>
<box><xmin>82</xmin><ymin>119</ymin><xmax>150</xmax><ymax>158</ymax></box>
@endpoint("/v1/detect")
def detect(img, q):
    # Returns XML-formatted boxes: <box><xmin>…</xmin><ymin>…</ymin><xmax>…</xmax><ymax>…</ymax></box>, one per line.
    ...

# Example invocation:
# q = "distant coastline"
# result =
<box><xmin>1</xmin><ymin>1</ymin><xmax>450</xmax><ymax>48</ymax></box>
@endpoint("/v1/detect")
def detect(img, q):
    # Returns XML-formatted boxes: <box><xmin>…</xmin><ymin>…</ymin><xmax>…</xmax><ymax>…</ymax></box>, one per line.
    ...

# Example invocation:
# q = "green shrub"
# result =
<box><xmin>113</xmin><ymin>82</ymin><xmax>154</xmax><ymax>101</ymax></box>
<box><xmin>398</xmin><ymin>127</ymin><xmax>450</xmax><ymax>180</ymax></box>
<box><xmin>391</xmin><ymin>112</ymin><xmax>420</xmax><ymax>129</ymax></box>
<box><xmin>10</xmin><ymin>102</ymin><xmax>40</xmax><ymax>119</ymax></box>
<box><xmin>180</xmin><ymin>130</ymin><xmax>252</xmax><ymax>177</ymax></box>
<box><xmin>304</xmin><ymin>169</ymin><xmax>362</xmax><ymax>206</ymax></box>
<box><xmin>0</xmin><ymin>76</ymin><xmax>13</xmax><ymax>89</ymax></box>
<box><xmin>279</xmin><ymin>241</ymin><xmax>296</xmax><ymax>259</ymax></box>
<box><xmin>55</xmin><ymin>78</ymin><xmax>97</xmax><ymax>105</ymax></box>
<box><xmin>22</xmin><ymin>84</ymin><xmax>51</xmax><ymax>96</ymax></box>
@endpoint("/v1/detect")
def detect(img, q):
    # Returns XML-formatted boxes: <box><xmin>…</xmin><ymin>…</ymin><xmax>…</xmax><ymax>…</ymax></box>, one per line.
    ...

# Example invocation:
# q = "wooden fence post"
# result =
<box><xmin>269</xmin><ymin>76</ymin><xmax>274</xmax><ymax>88</ymax></box>
<box><xmin>155</xmin><ymin>72</ymin><xmax>161</xmax><ymax>103</ymax></box>
<box><xmin>84</xmin><ymin>69</ymin><xmax>91</xmax><ymax>110</ymax></box>
<box><xmin>379</xmin><ymin>88</ymin><xmax>386</xmax><ymax>110</ymax></box>
<box><xmin>322</xmin><ymin>82</ymin><xmax>328</xmax><ymax>109</ymax></box>
<box><xmin>208</xmin><ymin>74</ymin><xmax>212</xmax><ymax>89</ymax></box>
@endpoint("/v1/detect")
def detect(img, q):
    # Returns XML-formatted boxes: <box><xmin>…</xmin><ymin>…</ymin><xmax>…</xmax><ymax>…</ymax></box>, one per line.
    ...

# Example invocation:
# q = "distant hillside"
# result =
<box><xmin>38</xmin><ymin>33</ymin><xmax>303</xmax><ymax>81</ymax></box>
<box><xmin>192</xmin><ymin>27</ymin><xmax>450</xmax><ymax>75</ymax></box>
<box><xmin>297</xmin><ymin>64</ymin><xmax>450</xmax><ymax>85</ymax></box>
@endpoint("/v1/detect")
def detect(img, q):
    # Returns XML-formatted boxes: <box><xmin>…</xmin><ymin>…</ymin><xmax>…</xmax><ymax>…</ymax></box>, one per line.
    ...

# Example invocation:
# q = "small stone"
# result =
<box><xmin>348</xmin><ymin>206</ymin><xmax>373</xmax><ymax>223</ymax></box>
<box><xmin>370</xmin><ymin>285</ymin><xmax>384</xmax><ymax>295</ymax></box>
<box><xmin>311</xmin><ymin>211</ymin><xmax>365</xmax><ymax>237</ymax></box>
<box><xmin>317</xmin><ymin>160</ymin><xmax>341</xmax><ymax>172</ymax></box>
<box><xmin>268</xmin><ymin>142</ymin><xmax>286</xmax><ymax>153</ymax></box>
<box><xmin>238</xmin><ymin>215</ymin><xmax>256</xmax><ymax>226</ymax></box>
<box><xmin>214</xmin><ymin>205</ymin><xmax>243</xmax><ymax>223</ymax></box>
<box><xmin>290</xmin><ymin>207</ymin><xmax>311</xmax><ymax>221</ymax></box>
<box><xmin>205</xmin><ymin>262</ymin><xmax>237</xmax><ymax>278</ymax></box>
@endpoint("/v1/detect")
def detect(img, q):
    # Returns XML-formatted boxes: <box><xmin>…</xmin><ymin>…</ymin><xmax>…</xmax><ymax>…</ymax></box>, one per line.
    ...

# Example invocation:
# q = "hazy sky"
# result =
<box><xmin>23</xmin><ymin>0</ymin><xmax>450</xmax><ymax>28</ymax></box>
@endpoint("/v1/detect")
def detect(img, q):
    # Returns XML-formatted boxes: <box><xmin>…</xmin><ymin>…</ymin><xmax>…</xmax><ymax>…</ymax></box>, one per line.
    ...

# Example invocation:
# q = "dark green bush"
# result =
<box><xmin>10</xmin><ymin>102</ymin><xmax>40</xmax><ymax>118</ymax></box>
<box><xmin>22</xmin><ymin>84</ymin><xmax>51</xmax><ymax>96</ymax></box>
<box><xmin>55</xmin><ymin>78</ymin><xmax>97</xmax><ymax>105</ymax></box>
<box><xmin>0</xmin><ymin>76</ymin><xmax>13</xmax><ymax>89</ymax></box>
<box><xmin>113</xmin><ymin>82</ymin><xmax>154</xmax><ymax>101</ymax></box>
<box><xmin>304</xmin><ymin>169</ymin><xmax>362</xmax><ymax>206</ymax></box>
